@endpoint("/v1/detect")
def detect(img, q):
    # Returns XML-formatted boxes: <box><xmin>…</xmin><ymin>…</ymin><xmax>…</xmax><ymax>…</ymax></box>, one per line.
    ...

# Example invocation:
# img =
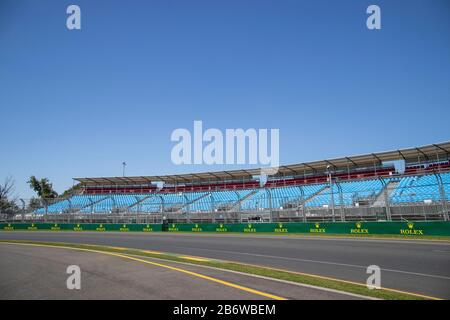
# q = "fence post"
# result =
<box><xmin>328</xmin><ymin>173</ymin><xmax>336</xmax><ymax>222</ymax></box>
<box><xmin>266</xmin><ymin>189</ymin><xmax>273</xmax><ymax>223</ymax></box>
<box><xmin>67</xmin><ymin>197</ymin><xmax>72</xmax><ymax>213</ymax></box>
<box><xmin>111</xmin><ymin>196</ymin><xmax>116</xmax><ymax>213</ymax></box>
<box><xmin>210</xmin><ymin>193</ymin><xmax>215</xmax><ymax>213</ymax></box>
<box><xmin>379</xmin><ymin>177</ymin><xmax>392</xmax><ymax>221</ymax></box>
<box><xmin>182</xmin><ymin>194</ymin><xmax>189</xmax><ymax>213</ymax></box>
<box><xmin>266</xmin><ymin>188</ymin><xmax>273</xmax><ymax>210</ymax></box>
<box><xmin>434</xmin><ymin>173</ymin><xmax>449</xmax><ymax>221</ymax></box>
<box><xmin>336</xmin><ymin>182</ymin><xmax>345</xmax><ymax>221</ymax></box>
<box><xmin>159</xmin><ymin>195</ymin><xmax>164</xmax><ymax>213</ymax></box>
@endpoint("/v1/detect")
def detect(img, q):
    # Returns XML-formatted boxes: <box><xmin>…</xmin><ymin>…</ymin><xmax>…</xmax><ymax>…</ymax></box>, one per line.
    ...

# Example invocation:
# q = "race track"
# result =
<box><xmin>0</xmin><ymin>242</ymin><xmax>360</xmax><ymax>300</ymax></box>
<box><xmin>0</xmin><ymin>231</ymin><xmax>449</xmax><ymax>299</ymax></box>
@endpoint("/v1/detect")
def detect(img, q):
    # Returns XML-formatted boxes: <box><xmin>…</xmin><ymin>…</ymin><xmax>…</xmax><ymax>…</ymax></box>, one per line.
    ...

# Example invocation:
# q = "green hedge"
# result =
<box><xmin>1</xmin><ymin>221</ymin><xmax>449</xmax><ymax>236</ymax></box>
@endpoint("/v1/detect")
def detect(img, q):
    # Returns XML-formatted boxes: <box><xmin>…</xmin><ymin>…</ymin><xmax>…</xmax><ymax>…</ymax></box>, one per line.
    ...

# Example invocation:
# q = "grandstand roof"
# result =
<box><xmin>74</xmin><ymin>141</ymin><xmax>450</xmax><ymax>186</ymax></box>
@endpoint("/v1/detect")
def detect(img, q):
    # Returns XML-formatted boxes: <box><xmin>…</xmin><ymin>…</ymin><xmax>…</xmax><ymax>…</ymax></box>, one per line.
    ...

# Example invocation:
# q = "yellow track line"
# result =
<box><xmin>1</xmin><ymin>240</ymin><xmax>442</xmax><ymax>300</ymax></box>
<box><xmin>0</xmin><ymin>242</ymin><xmax>285</xmax><ymax>300</ymax></box>
<box><xmin>105</xmin><ymin>242</ymin><xmax>442</xmax><ymax>300</ymax></box>
<box><xmin>180</xmin><ymin>256</ymin><xmax>211</xmax><ymax>262</ymax></box>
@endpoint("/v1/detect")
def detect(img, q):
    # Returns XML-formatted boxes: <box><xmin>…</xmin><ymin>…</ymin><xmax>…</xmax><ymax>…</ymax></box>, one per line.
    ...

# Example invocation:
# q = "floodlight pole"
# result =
<box><xmin>122</xmin><ymin>162</ymin><xmax>126</xmax><ymax>177</ymax></box>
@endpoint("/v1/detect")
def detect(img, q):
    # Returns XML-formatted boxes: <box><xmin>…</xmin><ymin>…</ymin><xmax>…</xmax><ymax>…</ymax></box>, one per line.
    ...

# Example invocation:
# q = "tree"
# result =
<box><xmin>27</xmin><ymin>197</ymin><xmax>42</xmax><ymax>211</ymax></box>
<box><xmin>0</xmin><ymin>176</ymin><xmax>19</xmax><ymax>214</ymax></box>
<box><xmin>27</xmin><ymin>176</ymin><xmax>58</xmax><ymax>200</ymax></box>
<box><xmin>60</xmin><ymin>184</ymin><xmax>82</xmax><ymax>198</ymax></box>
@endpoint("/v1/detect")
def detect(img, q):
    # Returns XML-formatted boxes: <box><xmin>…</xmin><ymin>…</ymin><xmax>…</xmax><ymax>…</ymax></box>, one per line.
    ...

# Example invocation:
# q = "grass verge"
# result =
<box><xmin>0</xmin><ymin>239</ymin><xmax>439</xmax><ymax>300</ymax></box>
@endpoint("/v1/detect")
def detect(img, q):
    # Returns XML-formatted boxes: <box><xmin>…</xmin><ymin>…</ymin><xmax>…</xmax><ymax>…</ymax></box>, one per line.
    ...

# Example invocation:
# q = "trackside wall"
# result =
<box><xmin>1</xmin><ymin>221</ymin><xmax>450</xmax><ymax>236</ymax></box>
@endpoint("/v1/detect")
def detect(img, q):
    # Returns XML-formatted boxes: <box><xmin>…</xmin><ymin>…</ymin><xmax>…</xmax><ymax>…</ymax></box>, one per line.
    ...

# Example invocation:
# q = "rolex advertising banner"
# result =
<box><xmin>1</xmin><ymin>221</ymin><xmax>449</xmax><ymax>236</ymax></box>
<box><xmin>164</xmin><ymin>221</ymin><xmax>450</xmax><ymax>236</ymax></box>
<box><xmin>0</xmin><ymin>223</ymin><xmax>162</xmax><ymax>232</ymax></box>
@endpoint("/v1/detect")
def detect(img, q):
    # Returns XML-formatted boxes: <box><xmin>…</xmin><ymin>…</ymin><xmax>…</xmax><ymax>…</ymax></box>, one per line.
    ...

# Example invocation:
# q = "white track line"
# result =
<box><xmin>181</xmin><ymin>247</ymin><xmax>450</xmax><ymax>281</ymax></box>
<box><xmin>126</xmin><ymin>253</ymin><xmax>377</xmax><ymax>300</ymax></box>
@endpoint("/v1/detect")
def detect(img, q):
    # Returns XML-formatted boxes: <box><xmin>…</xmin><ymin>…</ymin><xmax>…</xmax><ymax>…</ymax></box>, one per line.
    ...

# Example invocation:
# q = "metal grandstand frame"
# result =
<box><xmin>2</xmin><ymin>142</ymin><xmax>450</xmax><ymax>224</ymax></box>
<box><xmin>74</xmin><ymin>141</ymin><xmax>450</xmax><ymax>187</ymax></box>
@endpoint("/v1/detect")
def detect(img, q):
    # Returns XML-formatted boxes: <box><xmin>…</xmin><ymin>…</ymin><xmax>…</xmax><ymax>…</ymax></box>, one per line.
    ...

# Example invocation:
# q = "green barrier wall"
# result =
<box><xmin>165</xmin><ymin>221</ymin><xmax>450</xmax><ymax>236</ymax></box>
<box><xmin>0</xmin><ymin>223</ymin><xmax>162</xmax><ymax>232</ymax></box>
<box><xmin>1</xmin><ymin>221</ymin><xmax>449</xmax><ymax>236</ymax></box>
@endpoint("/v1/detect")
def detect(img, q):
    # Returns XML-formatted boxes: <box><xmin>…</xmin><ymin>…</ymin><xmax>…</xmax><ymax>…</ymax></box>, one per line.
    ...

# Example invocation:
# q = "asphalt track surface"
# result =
<box><xmin>0</xmin><ymin>232</ymin><xmax>449</xmax><ymax>299</ymax></box>
<box><xmin>0</xmin><ymin>243</ymin><xmax>361</xmax><ymax>300</ymax></box>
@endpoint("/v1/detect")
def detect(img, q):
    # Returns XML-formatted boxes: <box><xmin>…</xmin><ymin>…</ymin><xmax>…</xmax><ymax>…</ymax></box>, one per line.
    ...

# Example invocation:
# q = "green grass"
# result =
<box><xmin>0</xmin><ymin>239</ymin><xmax>439</xmax><ymax>300</ymax></box>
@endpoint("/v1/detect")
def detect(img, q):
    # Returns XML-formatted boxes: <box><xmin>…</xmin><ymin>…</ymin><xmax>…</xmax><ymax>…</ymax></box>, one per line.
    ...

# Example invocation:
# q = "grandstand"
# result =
<box><xmin>24</xmin><ymin>142</ymin><xmax>450</xmax><ymax>223</ymax></box>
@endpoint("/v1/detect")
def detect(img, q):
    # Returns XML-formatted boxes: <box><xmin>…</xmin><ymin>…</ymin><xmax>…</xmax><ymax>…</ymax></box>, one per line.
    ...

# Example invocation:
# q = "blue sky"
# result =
<box><xmin>1</xmin><ymin>0</ymin><xmax>449</xmax><ymax>199</ymax></box>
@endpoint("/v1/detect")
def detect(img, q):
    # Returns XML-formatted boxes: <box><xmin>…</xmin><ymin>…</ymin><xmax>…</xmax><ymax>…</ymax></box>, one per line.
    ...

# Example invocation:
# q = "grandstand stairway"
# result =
<box><xmin>178</xmin><ymin>193</ymin><xmax>211</xmax><ymax>212</ymax></box>
<box><xmin>128</xmin><ymin>194</ymin><xmax>154</xmax><ymax>212</ymax></box>
<box><xmin>373</xmin><ymin>180</ymin><xmax>399</xmax><ymax>206</ymax></box>
<box><xmin>282</xmin><ymin>185</ymin><xmax>328</xmax><ymax>209</ymax></box>
<box><xmin>75</xmin><ymin>196</ymin><xmax>110</xmax><ymax>213</ymax></box>
<box><xmin>228</xmin><ymin>189</ymin><xmax>259</xmax><ymax>212</ymax></box>
<box><xmin>303</xmin><ymin>186</ymin><xmax>331</xmax><ymax>207</ymax></box>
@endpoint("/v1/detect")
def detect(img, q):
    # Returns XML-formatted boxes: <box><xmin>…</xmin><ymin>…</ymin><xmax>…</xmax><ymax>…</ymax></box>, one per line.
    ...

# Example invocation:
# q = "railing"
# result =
<box><xmin>3</xmin><ymin>202</ymin><xmax>449</xmax><ymax>224</ymax></box>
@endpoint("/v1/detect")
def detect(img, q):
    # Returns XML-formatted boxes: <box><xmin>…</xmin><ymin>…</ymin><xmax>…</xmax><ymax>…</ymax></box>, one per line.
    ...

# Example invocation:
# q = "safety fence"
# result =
<box><xmin>1</xmin><ymin>221</ymin><xmax>449</xmax><ymax>236</ymax></box>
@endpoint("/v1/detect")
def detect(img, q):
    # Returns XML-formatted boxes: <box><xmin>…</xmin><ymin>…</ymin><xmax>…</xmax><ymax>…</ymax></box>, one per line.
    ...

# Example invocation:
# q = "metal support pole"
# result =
<box><xmin>234</xmin><ymin>191</ymin><xmax>241</xmax><ymax>211</ymax></box>
<box><xmin>134</xmin><ymin>196</ymin><xmax>140</xmax><ymax>214</ymax></box>
<box><xmin>298</xmin><ymin>185</ymin><xmax>305</xmax><ymax>204</ymax></box>
<box><xmin>336</xmin><ymin>182</ymin><xmax>345</xmax><ymax>221</ymax></box>
<box><xmin>434</xmin><ymin>173</ymin><xmax>449</xmax><ymax>221</ymax></box>
<box><xmin>122</xmin><ymin>162</ymin><xmax>126</xmax><ymax>177</ymax></box>
<box><xmin>210</xmin><ymin>193</ymin><xmax>215</xmax><ymax>213</ymax></box>
<box><xmin>328</xmin><ymin>167</ymin><xmax>335</xmax><ymax>222</ymax></box>
<box><xmin>296</xmin><ymin>186</ymin><xmax>306</xmax><ymax>222</ymax></box>
<box><xmin>380</xmin><ymin>177</ymin><xmax>392</xmax><ymax>221</ymax></box>
<box><xmin>67</xmin><ymin>198</ymin><xmax>72</xmax><ymax>213</ymax></box>
<box><xmin>89</xmin><ymin>198</ymin><xmax>94</xmax><ymax>215</ymax></box>
<box><xmin>266</xmin><ymin>188</ymin><xmax>273</xmax><ymax>223</ymax></box>
<box><xmin>267</xmin><ymin>189</ymin><xmax>273</xmax><ymax>210</ymax></box>
<box><xmin>159</xmin><ymin>195</ymin><xmax>164</xmax><ymax>214</ymax></box>
<box><xmin>183</xmin><ymin>194</ymin><xmax>189</xmax><ymax>213</ymax></box>
<box><xmin>110</xmin><ymin>196</ymin><xmax>116</xmax><ymax>213</ymax></box>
